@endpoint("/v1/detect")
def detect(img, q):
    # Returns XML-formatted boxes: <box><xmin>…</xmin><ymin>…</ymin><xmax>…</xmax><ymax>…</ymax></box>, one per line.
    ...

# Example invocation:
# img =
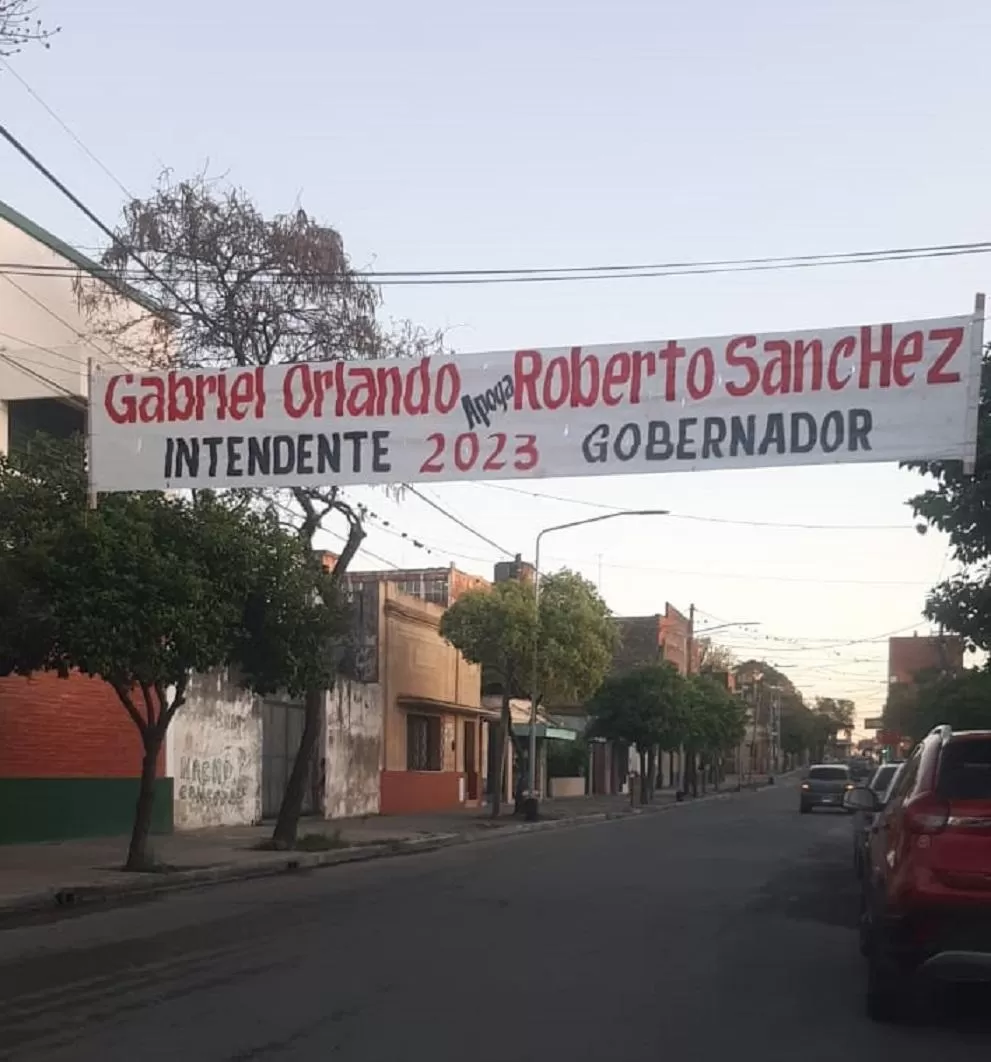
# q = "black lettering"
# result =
<box><xmin>247</xmin><ymin>436</ymin><xmax>270</xmax><ymax>475</ymax></box>
<box><xmin>485</xmin><ymin>388</ymin><xmax>497</xmax><ymax>411</ymax></box>
<box><xmin>613</xmin><ymin>423</ymin><xmax>641</xmax><ymax>461</ymax></box>
<box><xmin>501</xmin><ymin>374</ymin><xmax>514</xmax><ymax>399</ymax></box>
<box><xmin>849</xmin><ymin>408</ymin><xmax>872</xmax><ymax>451</ymax></box>
<box><xmin>701</xmin><ymin>417</ymin><xmax>726</xmax><ymax>458</ymax></box>
<box><xmin>758</xmin><ymin>414</ymin><xmax>785</xmax><ymax>455</ymax></box>
<box><xmin>789</xmin><ymin>413</ymin><xmax>817</xmax><ymax>454</ymax></box>
<box><xmin>821</xmin><ymin>410</ymin><xmax>844</xmax><ymax>453</ymax></box>
<box><xmin>296</xmin><ymin>434</ymin><xmax>314</xmax><ymax>475</ymax></box>
<box><xmin>203</xmin><ymin>437</ymin><xmax>222</xmax><ymax>477</ymax></box>
<box><xmin>371</xmin><ymin>430</ymin><xmax>391</xmax><ymax>472</ymax></box>
<box><xmin>273</xmin><ymin>435</ymin><xmax>295</xmax><ymax>475</ymax></box>
<box><xmin>473</xmin><ymin>396</ymin><xmax>491</xmax><ymax>428</ymax></box>
<box><xmin>342</xmin><ymin>430</ymin><xmax>368</xmax><ymax>473</ymax></box>
<box><xmin>226</xmin><ymin>436</ymin><xmax>244</xmax><ymax>477</ymax></box>
<box><xmin>461</xmin><ymin>394</ymin><xmax>484</xmax><ymax>430</ymax></box>
<box><xmin>676</xmin><ymin>417</ymin><xmax>697</xmax><ymax>460</ymax></box>
<box><xmin>729</xmin><ymin>416</ymin><xmax>756</xmax><ymax>457</ymax></box>
<box><xmin>645</xmin><ymin>420</ymin><xmax>672</xmax><ymax>460</ymax></box>
<box><xmin>317</xmin><ymin>434</ymin><xmax>340</xmax><ymax>473</ymax></box>
<box><xmin>164</xmin><ymin>437</ymin><xmax>174</xmax><ymax>478</ymax></box>
<box><xmin>176</xmin><ymin>438</ymin><xmax>199</xmax><ymax>477</ymax></box>
<box><xmin>581</xmin><ymin>423</ymin><xmax>609</xmax><ymax>463</ymax></box>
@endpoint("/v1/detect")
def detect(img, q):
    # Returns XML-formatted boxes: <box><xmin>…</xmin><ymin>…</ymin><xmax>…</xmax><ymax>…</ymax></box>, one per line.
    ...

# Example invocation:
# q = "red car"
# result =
<box><xmin>853</xmin><ymin>725</ymin><xmax>991</xmax><ymax>1021</ymax></box>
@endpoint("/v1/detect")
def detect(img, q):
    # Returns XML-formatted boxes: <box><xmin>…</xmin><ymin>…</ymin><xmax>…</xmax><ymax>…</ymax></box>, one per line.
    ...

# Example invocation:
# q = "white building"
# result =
<box><xmin>0</xmin><ymin>198</ymin><xmax>160</xmax><ymax>456</ymax></box>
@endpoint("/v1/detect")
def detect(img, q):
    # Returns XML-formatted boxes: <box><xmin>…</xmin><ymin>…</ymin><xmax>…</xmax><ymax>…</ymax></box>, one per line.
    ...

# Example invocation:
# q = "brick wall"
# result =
<box><xmin>888</xmin><ymin>635</ymin><xmax>964</xmax><ymax>685</ymax></box>
<box><xmin>0</xmin><ymin>671</ymin><xmax>150</xmax><ymax>778</ymax></box>
<box><xmin>612</xmin><ymin>615</ymin><xmax>663</xmax><ymax>674</ymax></box>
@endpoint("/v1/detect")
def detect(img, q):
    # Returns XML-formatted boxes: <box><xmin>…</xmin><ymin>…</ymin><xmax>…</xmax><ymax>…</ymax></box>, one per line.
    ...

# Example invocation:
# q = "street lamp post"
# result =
<box><xmin>523</xmin><ymin>509</ymin><xmax>669</xmax><ymax>821</ymax></box>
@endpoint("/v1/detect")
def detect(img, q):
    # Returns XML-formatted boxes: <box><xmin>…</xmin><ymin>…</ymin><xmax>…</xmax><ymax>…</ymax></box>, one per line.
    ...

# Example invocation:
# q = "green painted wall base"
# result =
<box><xmin>0</xmin><ymin>778</ymin><xmax>174</xmax><ymax>844</ymax></box>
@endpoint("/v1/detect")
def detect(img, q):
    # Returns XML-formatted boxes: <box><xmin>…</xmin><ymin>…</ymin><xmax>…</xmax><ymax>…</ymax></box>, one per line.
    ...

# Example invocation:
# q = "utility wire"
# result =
<box><xmin>0</xmin><ymin>352</ymin><xmax>86</xmax><ymax>410</ymax></box>
<box><xmin>405</xmin><ymin>486</ymin><xmax>515</xmax><ymax>558</ymax></box>
<box><xmin>0</xmin><ymin>59</ymin><xmax>134</xmax><ymax>199</ymax></box>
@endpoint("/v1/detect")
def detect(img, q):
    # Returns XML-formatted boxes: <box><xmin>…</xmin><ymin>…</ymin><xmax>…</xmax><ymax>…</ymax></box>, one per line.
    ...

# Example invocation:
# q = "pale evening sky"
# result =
<box><xmin>4</xmin><ymin>0</ymin><xmax>990</xmax><ymax>725</ymax></box>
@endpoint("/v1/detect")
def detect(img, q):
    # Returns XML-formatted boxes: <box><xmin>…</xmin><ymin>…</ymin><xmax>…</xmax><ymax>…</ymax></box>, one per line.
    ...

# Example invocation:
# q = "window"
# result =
<box><xmin>870</xmin><ymin>764</ymin><xmax>901</xmax><ymax>795</ymax></box>
<box><xmin>407</xmin><ymin>714</ymin><xmax>441</xmax><ymax>772</ymax></box>
<box><xmin>886</xmin><ymin>746</ymin><xmax>922</xmax><ymax>805</ymax></box>
<box><xmin>808</xmin><ymin>767</ymin><xmax>849</xmax><ymax>782</ymax></box>
<box><xmin>937</xmin><ymin>739</ymin><xmax>991</xmax><ymax>801</ymax></box>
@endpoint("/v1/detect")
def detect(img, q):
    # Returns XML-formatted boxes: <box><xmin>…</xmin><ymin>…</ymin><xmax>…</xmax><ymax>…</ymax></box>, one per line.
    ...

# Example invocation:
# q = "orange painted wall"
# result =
<box><xmin>380</xmin><ymin>770</ymin><xmax>463</xmax><ymax>814</ymax></box>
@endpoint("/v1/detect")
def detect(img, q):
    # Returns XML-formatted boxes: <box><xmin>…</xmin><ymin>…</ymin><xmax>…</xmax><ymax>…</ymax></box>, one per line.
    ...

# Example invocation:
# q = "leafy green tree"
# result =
<box><xmin>684</xmin><ymin>674</ymin><xmax>748</xmax><ymax>791</ymax></box>
<box><xmin>904</xmin><ymin>346</ymin><xmax>991</xmax><ymax>651</ymax></box>
<box><xmin>0</xmin><ymin>437</ymin><xmax>343</xmax><ymax>869</ymax></box>
<box><xmin>885</xmin><ymin>667</ymin><xmax>991</xmax><ymax>741</ymax></box>
<box><xmin>586</xmin><ymin>663</ymin><xmax>688</xmax><ymax>803</ymax></box>
<box><xmin>440</xmin><ymin>569</ymin><xmax>615</xmax><ymax>815</ymax></box>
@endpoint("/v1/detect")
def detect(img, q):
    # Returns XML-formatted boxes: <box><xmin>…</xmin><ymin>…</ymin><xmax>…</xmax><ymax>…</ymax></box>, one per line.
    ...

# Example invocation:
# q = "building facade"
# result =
<box><xmin>888</xmin><ymin>633</ymin><xmax>965</xmax><ymax>685</ymax></box>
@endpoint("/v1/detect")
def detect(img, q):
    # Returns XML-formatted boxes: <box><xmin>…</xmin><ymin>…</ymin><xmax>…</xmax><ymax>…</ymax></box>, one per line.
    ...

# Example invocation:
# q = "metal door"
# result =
<box><xmin>262</xmin><ymin>699</ymin><xmax>315</xmax><ymax>819</ymax></box>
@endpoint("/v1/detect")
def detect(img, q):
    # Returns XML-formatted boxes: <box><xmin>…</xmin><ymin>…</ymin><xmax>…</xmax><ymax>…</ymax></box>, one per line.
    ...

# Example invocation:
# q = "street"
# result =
<box><xmin>0</xmin><ymin>782</ymin><xmax>988</xmax><ymax>1061</ymax></box>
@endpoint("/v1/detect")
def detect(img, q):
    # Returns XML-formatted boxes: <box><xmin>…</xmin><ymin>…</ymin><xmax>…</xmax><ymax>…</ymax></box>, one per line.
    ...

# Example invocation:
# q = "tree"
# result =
<box><xmin>884</xmin><ymin>668</ymin><xmax>991</xmax><ymax>742</ymax></box>
<box><xmin>81</xmin><ymin>174</ymin><xmax>443</xmax><ymax>846</ymax></box>
<box><xmin>0</xmin><ymin>1</ymin><xmax>58</xmax><ymax>56</ymax></box>
<box><xmin>904</xmin><ymin>345</ymin><xmax>991</xmax><ymax>651</ymax></box>
<box><xmin>0</xmin><ymin>436</ymin><xmax>343</xmax><ymax>869</ymax></box>
<box><xmin>684</xmin><ymin>674</ymin><xmax>748</xmax><ymax>792</ymax></box>
<box><xmin>440</xmin><ymin>569</ymin><xmax>616</xmax><ymax>815</ymax></box>
<box><xmin>586</xmin><ymin>664</ymin><xmax>688</xmax><ymax>803</ymax></box>
<box><xmin>697</xmin><ymin>639</ymin><xmax>735</xmax><ymax>675</ymax></box>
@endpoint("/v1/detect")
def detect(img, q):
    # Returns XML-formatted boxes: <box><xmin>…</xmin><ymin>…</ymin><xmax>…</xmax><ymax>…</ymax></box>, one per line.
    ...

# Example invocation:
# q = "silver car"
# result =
<box><xmin>799</xmin><ymin>764</ymin><xmax>854</xmax><ymax>812</ymax></box>
<box><xmin>850</xmin><ymin>761</ymin><xmax>903</xmax><ymax>877</ymax></box>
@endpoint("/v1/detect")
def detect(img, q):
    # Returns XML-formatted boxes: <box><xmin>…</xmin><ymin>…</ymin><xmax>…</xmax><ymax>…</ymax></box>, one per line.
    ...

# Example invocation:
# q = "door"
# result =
<box><xmin>464</xmin><ymin>720</ymin><xmax>479</xmax><ymax>801</ymax></box>
<box><xmin>262</xmin><ymin>699</ymin><xmax>316</xmax><ymax>819</ymax></box>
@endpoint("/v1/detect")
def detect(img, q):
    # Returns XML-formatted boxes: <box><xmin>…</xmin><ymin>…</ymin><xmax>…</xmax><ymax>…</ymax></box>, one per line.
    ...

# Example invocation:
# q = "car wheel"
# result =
<box><xmin>865</xmin><ymin>920</ymin><xmax>913</xmax><ymax>1023</ymax></box>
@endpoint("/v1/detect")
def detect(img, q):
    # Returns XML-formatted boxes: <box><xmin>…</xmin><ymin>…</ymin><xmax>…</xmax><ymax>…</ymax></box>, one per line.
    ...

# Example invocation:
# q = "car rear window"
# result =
<box><xmin>809</xmin><ymin>767</ymin><xmax>849</xmax><ymax>782</ymax></box>
<box><xmin>871</xmin><ymin>765</ymin><xmax>899</xmax><ymax>792</ymax></box>
<box><xmin>937</xmin><ymin>740</ymin><xmax>991</xmax><ymax>801</ymax></box>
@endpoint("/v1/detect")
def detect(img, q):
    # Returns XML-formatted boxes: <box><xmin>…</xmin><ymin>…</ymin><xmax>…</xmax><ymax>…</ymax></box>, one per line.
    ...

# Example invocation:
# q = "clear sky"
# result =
<box><xmin>5</xmin><ymin>0</ymin><xmax>991</xmax><ymax>724</ymax></box>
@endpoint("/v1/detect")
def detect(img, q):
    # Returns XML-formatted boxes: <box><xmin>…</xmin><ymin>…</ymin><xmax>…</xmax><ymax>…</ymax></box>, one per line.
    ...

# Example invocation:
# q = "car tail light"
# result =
<box><xmin>845</xmin><ymin>783</ymin><xmax>855</xmax><ymax>790</ymax></box>
<box><xmin>905</xmin><ymin>796</ymin><xmax>951</xmax><ymax>834</ymax></box>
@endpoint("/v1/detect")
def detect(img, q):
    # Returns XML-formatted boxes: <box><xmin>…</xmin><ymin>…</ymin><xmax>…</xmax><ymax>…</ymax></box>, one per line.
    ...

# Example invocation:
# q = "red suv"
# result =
<box><xmin>855</xmin><ymin>725</ymin><xmax>991</xmax><ymax>1021</ymax></box>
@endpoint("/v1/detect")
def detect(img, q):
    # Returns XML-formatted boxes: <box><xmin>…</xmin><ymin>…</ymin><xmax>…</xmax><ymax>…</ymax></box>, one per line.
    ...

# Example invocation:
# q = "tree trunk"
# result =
<box><xmin>491</xmin><ymin>692</ymin><xmax>511</xmax><ymax>818</ymax></box>
<box><xmin>272</xmin><ymin>686</ymin><xmax>323</xmax><ymax>848</ymax></box>
<box><xmin>647</xmin><ymin>746</ymin><xmax>657</xmax><ymax>802</ymax></box>
<box><xmin>638</xmin><ymin>748</ymin><xmax>648</xmax><ymax>804</ymax></box>
<box><xmin>125</xmin><ymin>731</ymin><xmax>162</xmax><ymax>871</ymax></box>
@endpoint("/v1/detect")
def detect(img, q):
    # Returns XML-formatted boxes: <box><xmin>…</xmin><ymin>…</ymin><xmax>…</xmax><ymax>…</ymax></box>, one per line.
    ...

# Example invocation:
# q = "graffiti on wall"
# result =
<box><xmin>177</xmin><ymin>746</ymin><xmax>252</xmax><ymax>809</ymax></box>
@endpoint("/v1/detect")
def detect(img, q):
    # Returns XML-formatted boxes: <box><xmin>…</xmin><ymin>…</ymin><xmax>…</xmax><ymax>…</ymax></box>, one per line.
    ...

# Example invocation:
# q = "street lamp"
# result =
<box><xmin>524</xmin><ymin>509</ymin><xmax>669</xmax><ymax>821</ymax></box>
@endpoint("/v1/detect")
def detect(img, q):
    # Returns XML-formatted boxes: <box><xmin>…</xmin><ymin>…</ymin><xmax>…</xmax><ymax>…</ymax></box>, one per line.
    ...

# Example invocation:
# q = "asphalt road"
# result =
<box><xmin>1</xmin><ymin>782</ymin><xmax>989</xmax><ymax>1061</ymax></box>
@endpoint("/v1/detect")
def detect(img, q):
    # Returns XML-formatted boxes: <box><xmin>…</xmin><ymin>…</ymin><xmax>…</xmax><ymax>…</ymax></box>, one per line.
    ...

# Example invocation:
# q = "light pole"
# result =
<box><xmin>524</xmin><ymin>509</ymin><xmax>669</xmax><ymax>821</ymax></box>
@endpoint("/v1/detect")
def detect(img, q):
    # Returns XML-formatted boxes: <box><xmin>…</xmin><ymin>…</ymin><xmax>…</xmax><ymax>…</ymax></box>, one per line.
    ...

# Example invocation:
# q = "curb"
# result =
<box><xmin>0</xmin><ymin>778</ymin><xmax>781</xmax><ymax>925</ymax></box>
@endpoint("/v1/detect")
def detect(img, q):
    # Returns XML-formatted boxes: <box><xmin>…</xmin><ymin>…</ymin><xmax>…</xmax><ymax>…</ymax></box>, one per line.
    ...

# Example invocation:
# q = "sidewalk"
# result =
<box><xmin>0</xmin><ymin>776</ymin><xmax>775</xmax><ymax>921</ymax></box>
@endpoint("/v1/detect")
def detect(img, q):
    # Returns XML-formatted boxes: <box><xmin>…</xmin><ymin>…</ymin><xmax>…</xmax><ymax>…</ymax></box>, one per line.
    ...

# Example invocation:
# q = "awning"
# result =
<box><xmin>397</xmin><ymin>696</ymin><xmax>498</xmax><ymax>720</ymax></box>
<box><xmin>511</xmin><ymin>724</ymin><xmax>578</xmax><ymax>742</ymax></box>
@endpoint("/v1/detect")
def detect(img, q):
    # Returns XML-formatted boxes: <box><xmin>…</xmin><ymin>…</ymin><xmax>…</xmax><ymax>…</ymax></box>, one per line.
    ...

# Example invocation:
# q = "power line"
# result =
<box><xmin>0</xmin><ymin>352</ymin><xmax>86</xmax><ymax>410</ymax></box>
<box><xmin>474</xmin><ymin>482</ymin><xmax>916</xmax><ymax>532</ymax></box>
<box><xmin>0</xmin><ymin>59</ymin><xmax>133</xmax><ymax>199</ymax></box>
<box><xmin>406</xmin><ymin>486</ymin><xmax>515</xmax><ymax>558</ymax></box>
<box><xmin>0</xmin><ymin>275</ymin><xmax>115</xmax><ymax>363</ymax></box>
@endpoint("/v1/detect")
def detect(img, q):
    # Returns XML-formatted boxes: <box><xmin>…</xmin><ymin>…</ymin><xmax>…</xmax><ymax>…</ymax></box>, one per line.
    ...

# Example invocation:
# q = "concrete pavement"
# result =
<box><xmin>1</xmin><ymin>781</ymin><xmax>987</xmax><ymax>1060</ymax></box>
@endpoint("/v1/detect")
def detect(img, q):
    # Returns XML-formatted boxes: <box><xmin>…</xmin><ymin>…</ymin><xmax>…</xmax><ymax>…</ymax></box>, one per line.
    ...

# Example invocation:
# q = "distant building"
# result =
<box><xmin>888</xmin><ymin>633</ymin><xmax>964</xmax><ymax>686</ymax></box>
<box><xmin>342</xmin><ymin>563</ymin><xmax>489</xmax><ymax>608</ymax></box>
<box><xmin>494</xmin><ymin>553</ymin><xmax>535</xmax><ymax>585</ymax></box>
<box><xmin>611</xmin><ymin>603</ymin><xmax>696</xmax><ymax>676</ymax></box>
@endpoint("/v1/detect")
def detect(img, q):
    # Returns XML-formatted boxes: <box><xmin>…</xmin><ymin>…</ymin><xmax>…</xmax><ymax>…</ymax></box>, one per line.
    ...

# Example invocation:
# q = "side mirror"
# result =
<box><xmin>843</xmin><ymin>786</ymin><xmax>879</xmax><ymax>812</ymax></box>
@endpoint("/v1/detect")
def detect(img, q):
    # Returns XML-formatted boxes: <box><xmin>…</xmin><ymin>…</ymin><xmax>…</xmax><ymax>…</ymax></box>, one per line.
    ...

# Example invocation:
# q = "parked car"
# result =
<box><xmin>850</xmin><ymin>761</ymin><xmax>903</xmax><ymax>878</ymax></box>
<box><xmin>852</xmin><ymin>725</ymin><xmax>991</xmax><ymax>1022</ymax></box>
<box><xmin>799</xmin><ymin>764</ymin><xmax>854</xmax><ymax>813</ymax></box>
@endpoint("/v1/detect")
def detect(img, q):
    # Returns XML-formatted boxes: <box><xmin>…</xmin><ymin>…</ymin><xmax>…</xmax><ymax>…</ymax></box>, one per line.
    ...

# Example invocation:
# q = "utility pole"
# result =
<box><xmin>686</xmin><ymin>603</ymin><xmax>695</xmax><ymax>676</ymax></box>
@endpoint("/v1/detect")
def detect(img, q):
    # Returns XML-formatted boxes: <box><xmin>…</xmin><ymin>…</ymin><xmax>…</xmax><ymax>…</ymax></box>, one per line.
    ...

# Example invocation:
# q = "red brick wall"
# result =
<box><xmin>888</xmin><ymin>636</ymin><xmax>965</xmax><ymax>685</ymax></box>
<box><xmin>0</xmin><ymin>672</ymin><xmax>152</xmax><ymax>778</ymax></box>
<box><xmin>380</xmin><ymin>770</ymin><xmax>463</xmax><ymax>814</ymax></box>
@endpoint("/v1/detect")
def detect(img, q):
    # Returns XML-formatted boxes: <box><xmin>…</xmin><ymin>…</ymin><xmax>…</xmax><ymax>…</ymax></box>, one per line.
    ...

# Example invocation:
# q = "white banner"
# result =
<box><xmin>89</xmin><ymin>311</ymin><xmax>982</xmax><ymax>492</ymax></box>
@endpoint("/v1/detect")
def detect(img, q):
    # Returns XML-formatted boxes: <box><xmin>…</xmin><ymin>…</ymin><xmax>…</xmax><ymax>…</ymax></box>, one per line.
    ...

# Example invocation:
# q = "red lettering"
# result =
<box><xmin>793</xmin><ymin>339</ymin><xmax>823</xmax><ymax>392</ymax></box>
<box><xmin>375</xmin><ymin>366</ymin><xmax>403</xmax><ymax>416</ymax></box>
<box><xmin>334</xmin><ymin>361</ymin><xmax>347</xmax><ymax>417</ymax></box>
<box><xmin>602</xmin><ymin>353</ymin><xmax>631</xmax><ymax>406</ymax></box>
<box><xmin>167</xmin><ymin>372</ymin><xmax>195</xmax><ymax>421</ymax></box>
<box><xmin>104</xmin><ymin>374</ymin><xmax>136</xmax><ymax>424</ymax></box>
<box><xmin>435</xmin><ymin>362</ymin><xmax>460</xmax><ymax>414</ymax></box>
<box><xmin>569</xmin><ymin>347</ymin><xmax>600</xmax><ymax>408</ymax></box>
<box><xmin>543</xmin><ymin>356</ymin><xmax>570</xmax><ymax>410</ymax></box>
<box><xmin>312</xmin><ymin>369</ymin><xmax>334</xmax><ymax>417</ymax></box>
<box><xmin>630</xmin><ymin>350</ymin><xmax>656</xmax><ymax>404</ymax></box>
<box><xmin>761</xmin><ymin>339</ymin><xmax>792</xmax><ymax>396</ymax></box>
<box><xmin>284</xmin><ymin>364</ymin><xmax>312</xmax><ymax>418</ymax></box>
<box><xmin>514</xmin><ymin>350</ymin><xmax>542</xmax><ymax>411</ymax></box>
<box><xmin>483</xmin><ymin>433</ymin><xmax>507</xmax><ymax>471</ymax></box>
<box><xmin>828</xmin><ymin>336</ymin><xmax>855</xmax><ymax>390</ymax></box>
<box><xmin>858</xmin><ymin>324</ymin><xmax>893</xmax><ymax>389</ymax></box>
<box><xmin>228</xmin><ymin>371</ymin><xmax>255</xmax><ymax>421</ymax></box>
<box><xmin>513</xmin><ymin>434</ymin><xmax>539</xmax><ymax>471</ymax></box>
<box><xmin>926</xmin><ymin>327</ymin><xmax>964</xmax><ymax>385</ymax></box>
<box><xmin>892</xmin><ymin>331</ymin><xmax>923</xmax><ymax>387</ymax></box>
<box><xmin>420</xmin><ymin>433</ymin><xmax>445</xmax><ymax>473</ymax></box>
<box><xmin>657</xmin><ymin>341</ymin><xmax>685</xmax><ymax>401</ymax></box>
<box><xmin>686</xmin><ymin>347</ymin><xmax>714</xmax><ymax>400</ymax></box>
<box><xmin>725</xmin><ymin>335</ymin><xmax>758</xmax><ymax>397</ymax></box>
<box><xmin>346</xmin><ymin>367</ymin><xmax>376</xmax><ymax>417</ymax></box>
<box><xmin>404</xmin><ymin>358</ymin><xmax>431</xmax><ymax>416</ymax></box>
<box><xmin>254</xmin><ymin>367</ymin><xmax>266</xmax><ymax>419</ymax></box>
<box><xmin>138</xmin><ymin>376</ymin><xmax>164</xmax><ymax>422</ymax></box>
<box><xmin>454</xmin><ymin>432</ymin><xmax>479</xmax><ymax>471</ymax></box>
